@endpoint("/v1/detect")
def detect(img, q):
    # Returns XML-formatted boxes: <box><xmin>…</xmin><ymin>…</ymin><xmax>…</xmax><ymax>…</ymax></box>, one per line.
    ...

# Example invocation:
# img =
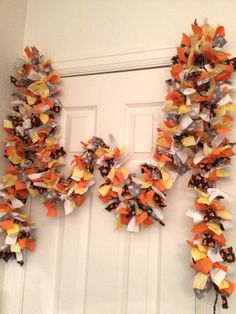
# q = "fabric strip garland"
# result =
<box><xmin>0</xmin><ymin>48</ymin><xmax>98</xmax><ymax>264</ymax></box>
<box><xmin>96</xmin><ymin>140</ymin><xmax>167</xmax><ymax>231</ymax></box>
<box><xmin>0</xmin><ymin>42</ymin><xmax>169</xmax><ymax>265</ymax></box>
<box><xmin>0</xmin><ymin>20</ymin><xmax>236</xmax><ymax>313</ymax></box>
<box><xmin>152</xmin><ymin>21</ymin><xmax>236</xmax><ymax>311</ymax></box>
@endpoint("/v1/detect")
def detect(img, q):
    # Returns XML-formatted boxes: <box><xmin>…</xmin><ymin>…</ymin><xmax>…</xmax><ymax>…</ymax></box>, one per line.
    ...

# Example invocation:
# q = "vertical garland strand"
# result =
<box><xmin>153</xmin><ymin>21</ymin><xmax>236</xmax><ymax>311</ymax></box>
<box><xmin>0</xmin><ymin>48</ymin><xmax>103</xmax><ymax>264</ymax></box>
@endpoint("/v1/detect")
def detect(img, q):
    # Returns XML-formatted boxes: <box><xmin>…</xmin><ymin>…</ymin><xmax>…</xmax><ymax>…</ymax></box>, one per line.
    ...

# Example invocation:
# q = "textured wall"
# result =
<box><xmin>0</xmin><ymin>0</ymin><xmax>27</xmax><ymax>306</ymax></box>
<box><xmin>0</xmin><ymin>0</ymin><xmax>27</xmax><ymax>175</ymax></box>
<box><xmin>24</xmin><ymin>0</ymin><xmax>236</xmax><ymax>66</ymax></box>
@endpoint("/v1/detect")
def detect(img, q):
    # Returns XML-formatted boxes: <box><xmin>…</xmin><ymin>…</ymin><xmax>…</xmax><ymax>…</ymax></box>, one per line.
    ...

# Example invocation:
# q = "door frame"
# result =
<box><xmin>54</xmin><ymin>47</ymin><xmax>175</xmax><ymax>77</ymax></box>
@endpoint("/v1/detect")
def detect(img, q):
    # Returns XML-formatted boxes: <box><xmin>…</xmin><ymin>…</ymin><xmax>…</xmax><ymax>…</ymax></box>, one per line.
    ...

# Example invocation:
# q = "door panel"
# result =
<box><xmin>57</xmin><ymin>68</ymin><xmax>195</xmax><ymax>314</ymax></box>
<box><xmin>1</xmin><ymin>68</ymin><xmax>236</xmax><ymax>314</ymax></box>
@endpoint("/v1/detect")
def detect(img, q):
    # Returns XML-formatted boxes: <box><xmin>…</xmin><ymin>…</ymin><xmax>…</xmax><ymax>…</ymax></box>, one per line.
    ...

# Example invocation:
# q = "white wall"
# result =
<box><xmin>0</xmin><ymin>0</ymin><xmax>27</xmax><ymax>307</ymax></box>
<box><xmin>0</xmin><ymin>0</ymin><xmax>28</xmax><ymax>172</ymax></box>
<box><xmin>23</xmin><ymin>0</ymin><xmax>236</xmax><ymax>74</ymax></box>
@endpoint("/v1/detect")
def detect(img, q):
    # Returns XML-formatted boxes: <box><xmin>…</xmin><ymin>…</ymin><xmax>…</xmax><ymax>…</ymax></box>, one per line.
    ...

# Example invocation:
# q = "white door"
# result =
<box><xmin>1</xmin><ymin>68</ymin><xmax>236</xmax><ymax>314</ymax></box>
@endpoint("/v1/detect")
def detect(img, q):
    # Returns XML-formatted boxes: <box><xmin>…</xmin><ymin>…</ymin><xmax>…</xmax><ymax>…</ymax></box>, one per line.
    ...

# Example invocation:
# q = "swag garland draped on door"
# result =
<box><xmin>0</xmin><ymin>47</ymin><xmax>169</xmax><ymax>267</ymax></box>
<box><xmin>0</xmin><ymin>20</ymin><xmax>236</xmax><ymax>313</ymax></box>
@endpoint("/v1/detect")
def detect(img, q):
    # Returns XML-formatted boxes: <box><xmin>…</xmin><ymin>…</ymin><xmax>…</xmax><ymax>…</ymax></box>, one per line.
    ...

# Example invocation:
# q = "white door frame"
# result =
<box><xmin>54</xmin><ymin>47</ymin><xmax>176</xmax><ymax>77</ymax></box>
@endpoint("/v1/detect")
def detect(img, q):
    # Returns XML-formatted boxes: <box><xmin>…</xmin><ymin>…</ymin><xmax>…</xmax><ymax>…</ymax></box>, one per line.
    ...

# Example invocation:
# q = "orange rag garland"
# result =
<box><xmin>153</xmin><ymin>21</ymin><xmax>236</xmax><ymax>311</ymax></box>
<box><xmin>0</xmin><ymin>20</ymin><xmax>236</xmax><ymax>313</ymax></box>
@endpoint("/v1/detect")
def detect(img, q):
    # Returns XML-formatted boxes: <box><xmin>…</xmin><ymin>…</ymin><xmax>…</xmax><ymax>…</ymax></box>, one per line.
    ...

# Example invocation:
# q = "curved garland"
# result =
<box><xmin>0</xmin><ymin>22</ymin><xmax>235</xmax><ymax>312</ymax></box>
<box><xmin>0</xmin><ymin>47</ymin><xmax>98</xmax><ymax>264</ymax></box>
<box><xmin>152</xmin><ymin>21</ymin><xmax>235</xmax><ymax>311</ymax></box>
<box><xmin>73</xmin><ymin>136</ymin><xmax>168</xmax><ymax>232</ymax></box>
<box><xmin>97</xmin><ymin>149</ymin><xmax>167</xmax><ymax>231</ymax></box>
<box><xmin>0</xmin><ymin>42</ymin><xmax>170</xmax><ymax>266</ymax></box>
<box><xmin>0</xmin><ymin>42</ymin><xmax>169</xmax><ymax>265</ymax></box>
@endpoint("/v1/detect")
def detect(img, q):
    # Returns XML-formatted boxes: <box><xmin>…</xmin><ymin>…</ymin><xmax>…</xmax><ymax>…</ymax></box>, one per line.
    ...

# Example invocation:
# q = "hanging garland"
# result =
<box><xmin>96</xmin><ymin>21</ymin><xmax>236</xmax><ymax>311</ymax></box>
<box><xmin>152</xmin><ymin>21</ymin><xmax>236</xmax><ymax>311</ymax></box>
<box><xmin>73</xmin><ymin>136</ymin><xmax>168</xmax><ymax>232</ymax></box>
<box><xmin>0</xmin><ymin>20</ymin><xmax>236</xmax><ymax>313</ymax></box>
<box><xmin>0</xmin><ymin>46</ymin><xmax>169</xmax><ymax>266</ymax></box>
<box><xmin>97</xmin><ymin>143</ymin><xmax>167</xmax><ymax>231</ymax></box>
<box><xmin>0</xmin><ymin>47</ymin><xmax>100</xmax><ymax>265</ymax></box>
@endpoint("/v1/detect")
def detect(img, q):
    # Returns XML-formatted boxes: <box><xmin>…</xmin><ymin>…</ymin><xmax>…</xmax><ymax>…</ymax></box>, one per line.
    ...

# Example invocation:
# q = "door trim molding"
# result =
<box><xmin>54</xmin><ymin>44</ymin><xmax>236</xmax><ymax>77</ymax></box>
<box><xmin>54</xmin><ymin>47</ymin><xmax>176</xmax><ymax>77</ymax></box>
